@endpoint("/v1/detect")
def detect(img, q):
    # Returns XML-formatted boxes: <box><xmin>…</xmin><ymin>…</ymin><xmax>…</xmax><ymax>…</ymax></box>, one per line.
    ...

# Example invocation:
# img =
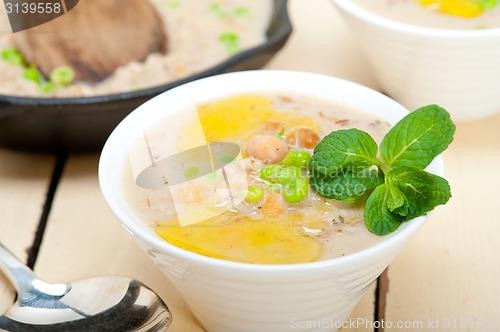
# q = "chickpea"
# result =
<box><xmin>286</xmin><ymin>127</ymin><xmax>320</xmax><ymax>149</ymax></box>
<box><xmin>260</xmin><ymin>192</ymin><xmax>286</xmax><ymax>217</ymax></box>
<box><xmin>261</xmin><ymin>120</ymin><xmax>285</xmax><ymax>134</ymax></box>
<box><xmin>245</xmin><ymin>135</ymin><xmax>289</xmax><ymax>164</ymax></box>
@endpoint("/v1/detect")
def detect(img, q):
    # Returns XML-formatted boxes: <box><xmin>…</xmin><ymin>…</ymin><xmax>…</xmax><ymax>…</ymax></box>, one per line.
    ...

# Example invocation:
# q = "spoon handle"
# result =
<box><xmin>0</xmin><ymin>242</ymin><xmax>37</xmax><ymax>292</ymax></box>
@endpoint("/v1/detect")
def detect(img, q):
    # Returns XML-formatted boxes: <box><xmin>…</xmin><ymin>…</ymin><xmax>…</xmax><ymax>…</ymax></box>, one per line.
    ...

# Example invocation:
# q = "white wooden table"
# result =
<box><xmin>1</xmin><ymin>1</ymin><xmax>499</xmax><ymax>331</ymax></box>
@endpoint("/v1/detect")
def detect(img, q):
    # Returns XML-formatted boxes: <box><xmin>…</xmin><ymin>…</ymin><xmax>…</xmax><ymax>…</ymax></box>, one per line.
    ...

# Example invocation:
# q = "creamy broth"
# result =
<box><xmin>0</xmin><ymin>0</ymin><xmax>271</xmax><ymax>97</ymax></box>
<box><xmin>351</xmin><ymin>0</ymin><xmax>500</xmax><ymax>29</ymax></box>
<box><xmin>122</xmin><ymin>93</ymin><xmax>392</xmax><ymax>264</ymax></box>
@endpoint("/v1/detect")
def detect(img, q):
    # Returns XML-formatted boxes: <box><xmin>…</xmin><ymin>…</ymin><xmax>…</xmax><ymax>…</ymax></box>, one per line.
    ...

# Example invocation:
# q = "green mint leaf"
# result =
<box><xmin>364</xmin><ymin>184</ymin><xmax>403</xmax><ymax>236</ymax></box>
<box><xmin>386</xmin><ymin>178</ymin><xmax>409</xmax><ymax>216</ymax></box>
<box><xmin>393</xmin><ymin>200</ymin><xmax>409</xmax><ymax>217</ymax></box>
<box><xmin>388</xmin><ymin>166</ymin><xmax>451</xmax><ymax>220</ymax></box>
<box><xmin>310</xmin><ymin>169</ymin><xmax>384</xmax><ymax>200</ymax></box>
<box><xmin>309</xmin><ymin>104</ymin><xmax>455</xmax><ymax>236</ymax></box>
<box><xmin>310</xmin><ymin>128</ymin><xmax>379</xmax><ymax>175</ymax></box>
<box><xmin>380</xmin><ymin>105</ymin><xmax>455</xmax><ymax>169</ymax></box>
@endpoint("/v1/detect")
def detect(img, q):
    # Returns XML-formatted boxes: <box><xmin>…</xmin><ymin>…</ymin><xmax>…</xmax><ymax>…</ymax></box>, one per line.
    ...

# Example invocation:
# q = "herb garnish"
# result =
<box><xmin>310</xmin><ymin>105</ymin><xmax>455</xmax><ymax>236</ymax></box>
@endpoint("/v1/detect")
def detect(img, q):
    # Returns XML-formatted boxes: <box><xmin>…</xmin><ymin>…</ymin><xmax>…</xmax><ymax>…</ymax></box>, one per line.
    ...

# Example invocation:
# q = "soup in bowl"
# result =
<box><xmin>99</xmin><ymin>70</ymin><xmax>447</xmax><ymax>332</ymax></box>
<box><xmin>331</xmin><ymin>0</ymin><xmax>500</xmax><ymax>122</ymax></box>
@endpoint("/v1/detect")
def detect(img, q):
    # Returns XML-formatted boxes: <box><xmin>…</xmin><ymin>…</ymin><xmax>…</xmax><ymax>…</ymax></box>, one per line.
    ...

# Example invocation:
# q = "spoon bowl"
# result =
<box><xmin>0</xmin><ymin>243</ymin><xmax>171</xmax><ymax>331</ymax></box>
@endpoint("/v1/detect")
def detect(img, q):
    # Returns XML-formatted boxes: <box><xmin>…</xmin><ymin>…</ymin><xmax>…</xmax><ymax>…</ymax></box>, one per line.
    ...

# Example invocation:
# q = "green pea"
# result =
<box><xmin>41</xmin><ymin>82</ymin><xmax>59</xmax><ymax>94</ymax></box>
<box><xmin>234</xmin><ymin>6</ymin><xmax>249</xmax><ymax>17</ymax></box>
<box><xmin>50</xmin><ymin>66</ymin><xmax>75</xmax><ymax>86</ymax></box>
<box><xmin>1</xmin><ymin>48</ymin><xmax>27</xmax><ymax>67</ymax></box>
<box><xmin>245</xmin><ymin>186</ymin><xmax>264</xmax><ymax>202</ymax></box>
<box><xmin>208</xmin><ymin>3</ymin><xmax>220</xmax><ymax>11</ymax></box>
<box><xmin>185</xmin><ymin>166</ymin><xmax>200</xmax><ymax>180</ymax></box>
<box><xmin>283</xmin><ymin>177</ymin><xmax>309</xmax><ymax>203</ymax></box>
<box><xmin>258</xmin><ymin>165</ymin><xmax>283</xmax><ymax>183</ymax></box>
<box><xmin>282</xmin><ymin>150</ymin><xmax>311</xmax><ymax>169</ymax></box>
<box><xmin>166</xmin><ymin>1</ymin><xmax>180</xmax><ymax>9</ymax></box>
<box><xmin>219</xmin><ymin>33</ymin><xmax>238</xmax><ymax>43</ymax></box>
<box><xmin>23</xmin><ymin>66</ymin><xmax>43</xmax><ymax>84</ymax></box>
<box><xmin>278</xmin><ymin>166</ymin><xmax>302</xmax><ymax>184</ymax></box>
<box><xmin>269</xmin><ymin>183</ymin><xmax>282</xmax><ymax>193</ymax></box>
<box><xmin>219</xmin><ymin>32</ymin><xmax>240</xmax><ymax>54</ymax></box>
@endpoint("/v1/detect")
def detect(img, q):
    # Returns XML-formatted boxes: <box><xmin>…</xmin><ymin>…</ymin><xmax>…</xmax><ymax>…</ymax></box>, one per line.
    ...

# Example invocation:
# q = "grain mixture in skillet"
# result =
<box><xmin>0</xmin><ymin>0</ymin><xmax>271</xmax><ymax>97</ymax></box>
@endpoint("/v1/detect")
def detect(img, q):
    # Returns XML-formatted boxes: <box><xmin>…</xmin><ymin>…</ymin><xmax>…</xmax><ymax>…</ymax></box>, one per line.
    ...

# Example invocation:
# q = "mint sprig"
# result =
<box><xmin>387</xmin><ymin>166</ymin><xmax>451</xmax><ymax>221</ymax></box>
<box><xmin>310</xmin><ymin>169</ymin><xmax>384</xmax><ymax>201</ymax></box>
<box><xmin>379</xmin><ymin>104</ymin><xmax>455</xmax><ymax>169</ymax></box>
<box><xmin>310</xmin><ymin>129</ymin><xmax>380</xmax><ymax>173</ymax></box>
<box><xmin>364</xmin><ymin>185</ymin><xmax>403</xmax><ymax>235</ymax></box>
<box><xmin>310</xmin><ymin>105</ymin><xmax>455</xmax><ymax>236</ymax></box>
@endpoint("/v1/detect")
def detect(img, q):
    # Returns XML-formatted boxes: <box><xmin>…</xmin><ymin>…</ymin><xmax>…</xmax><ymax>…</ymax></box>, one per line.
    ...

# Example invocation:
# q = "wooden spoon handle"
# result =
<box><xmin>13</xmin><ymin>0</ymin><xmax>167</xmax><ymax>83</ymax></box>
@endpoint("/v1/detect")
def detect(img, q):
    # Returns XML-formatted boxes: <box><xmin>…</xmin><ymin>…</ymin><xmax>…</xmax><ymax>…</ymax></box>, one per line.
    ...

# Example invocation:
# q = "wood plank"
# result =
<box><xmin>384</xmin><ymin>113</ymin><xmax>500</xmax><ymax>331</ymax></box>
<box><xmin>348</xmin><ymin>283</ymin><xmax>378</xmax><ymax>332</ymax></box>
<box><xmin>0</xmin><ymin>149</ymin><xmax>55</xmax><ymax>315</ymax></box>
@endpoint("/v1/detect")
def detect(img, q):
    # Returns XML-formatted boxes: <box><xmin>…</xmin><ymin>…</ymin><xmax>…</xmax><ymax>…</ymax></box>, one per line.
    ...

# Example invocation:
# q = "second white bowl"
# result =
<box><xmin>332</xmin><ymin>0</ymin><xmax>500</xmax><ymax>122</ymax></box>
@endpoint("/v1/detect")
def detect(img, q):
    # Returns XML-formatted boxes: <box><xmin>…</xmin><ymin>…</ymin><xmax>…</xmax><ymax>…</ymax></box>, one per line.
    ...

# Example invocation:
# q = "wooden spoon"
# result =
<box><xmin>12</xmin><ymin>0</ymin><xmax>167</xmax><ymax>83</ymax></box>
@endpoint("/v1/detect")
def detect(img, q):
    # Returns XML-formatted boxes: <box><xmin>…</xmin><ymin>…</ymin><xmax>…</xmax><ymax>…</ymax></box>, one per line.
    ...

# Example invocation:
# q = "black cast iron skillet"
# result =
<box><xmin>0</xmin><ymin>0</ymin><xmax>291</xmax><ymax>153</ymax></box>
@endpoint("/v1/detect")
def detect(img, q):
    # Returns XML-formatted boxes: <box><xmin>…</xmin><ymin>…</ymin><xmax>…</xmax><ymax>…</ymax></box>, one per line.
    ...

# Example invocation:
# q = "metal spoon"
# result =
<box><xmin>0</xmin><ymin>243</ymin><xmax>171</xmax><ymax>331</ymax></box>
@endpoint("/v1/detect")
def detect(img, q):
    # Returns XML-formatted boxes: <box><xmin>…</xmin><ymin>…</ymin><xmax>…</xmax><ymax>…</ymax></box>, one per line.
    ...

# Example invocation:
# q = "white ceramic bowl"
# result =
<box><xmin>99</xmin><ymin>70</ymin><xmax>444</xmax><ymax>332</ymax></box>
<box><xmin>331</xmin><ymin>0</ymin><xmax>500</xmax><ymax>122</ymax></box>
